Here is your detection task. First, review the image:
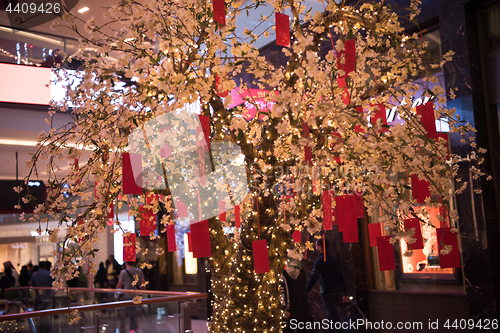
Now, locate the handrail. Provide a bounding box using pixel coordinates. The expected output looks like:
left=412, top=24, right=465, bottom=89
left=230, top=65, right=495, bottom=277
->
left=6, top=286, right=202, bottom=296
left=0, top=291, right=208, bottom=322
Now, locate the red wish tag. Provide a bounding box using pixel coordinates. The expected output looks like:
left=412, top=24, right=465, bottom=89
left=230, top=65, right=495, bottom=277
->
left=175, top=198, right=189, bottom=218
left=213, top=0, right=226, bottom=26
left=411, top=175, right=431, bottom=203
left=404, top=218, right=424, bottom=250
left=354, top=195, right=364, bottom=218
left=354, top=107, right=365, bottom=132
left=322, top=190, right=332, bottom=230
left=275, top=13, right=291, bottom=48
left=215, top=75, right=229, bottom=97
left=343, top=230, right=358, bottom=243
left=122, top=152, right=143, bottom=195
left=377, top=236, right=395, bottom=271
left=139, top=205, right=156, bottom=237
left=302, top=122, right=312, bottom=165
left=123, top=233, right=136, bottom=262
left=436, top=132, right=450, bottom=160
left=252, top=239, right=270, bottom=274
left=107, top=202, right=114, bottom=219
left=436, top=228, right=461, bottom=268
left=416, top=102, right=438, bottom=140
left=187, top=232, right=193, bottom=252
left=167, top=224, right=176, bottom=252
left=219, top=200, right=226, bottom=222
left=331, top=132, right=343, bottom=164
left=336, top=195, right=357, bottom=232
left=292, top=230, right=301, bottom=243
left=370, top=104, right=388, bottom=132
left=198, top=115, right=210, bottom=146
left=368, top=223, right=383, bottom=247
left=337, top=39, right=356, bottom=78
left=337, top=77, right=350, bottom=105
left=235, top=205, right=241, bottom=228
left=191, top=220, right=212, bottom=258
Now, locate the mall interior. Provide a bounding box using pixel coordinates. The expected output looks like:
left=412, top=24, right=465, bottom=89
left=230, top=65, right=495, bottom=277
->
left=1, top=0, right=500, bottom=332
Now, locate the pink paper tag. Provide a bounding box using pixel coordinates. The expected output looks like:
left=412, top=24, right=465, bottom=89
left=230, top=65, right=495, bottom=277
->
left=167, top=224, right=176, bottom=252
left=404, top=218, right=424, bottom=250
left=253, top=239, right=270, bottom=274
left=191, top=220, right=212, bottom=258
left=175, top=198, right=189, bottom=218
left=377, top=236, right=395, bottom=271
left=275, top=13, right=291, bottom=47
left=219, top=200, right=226, bottom=222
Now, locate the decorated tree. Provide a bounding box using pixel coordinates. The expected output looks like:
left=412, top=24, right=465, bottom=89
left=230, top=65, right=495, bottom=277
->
left=18, top=0, right=483, bottom=331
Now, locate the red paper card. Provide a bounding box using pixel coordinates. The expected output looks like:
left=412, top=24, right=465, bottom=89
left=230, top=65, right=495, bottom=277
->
left=436, top=228, right=461, bottom=268
left=107, top=202, right=114, bottom=219
left=219, top=200, right=226, bottom=222
left=191, top=220, right=212, bottom=258
left=404, top=218, right=424, bottom=250
left=416, top=102, right=438, bottom=140
left=377, top=236, right=395, bottom=271
left=292, top=230, right=301, bottom=243
left=187, top=232, right=193, bottom=252
left=354, top=107, right=365, bottom=132
left=436, top=132, right=450, bottom=160
left=323, top=190, right=332, bottom=230
left=368, top=223, right=383, bottom=247
left=370, top=104, right=388, bottom=132
left=275, top=13, right=290, bottom=48
left=331, top=132, right=342, bottom=164
left=252, top=239, right=270, bottom=274
left=123, top=233, right=136, bottom=262
left=343, top=230, right=358, bottom=243
left=167, top=224, right=176, bottom=252
left=213, top=0, right=226, bottom=26
left=336, top=195, right=357, bottom=232
left=235, top=205, right=241, bottom=228
left=175, top=198, right=189, bottom=218
left=139, top=205, right=156, bottom=237
left=354, top=195, right=364, bottom=218
left=215, top=75, right=229, bottom=97
left=337, top=77, right=350, bottom=105
left=122, top=152, right=143, bottom=195
left=337, top=39, right=356, bottom=78
left=198, top=115, right=210, bottom=146
left=411, top=175, right=431, bottom=203
left=302, top=122, right=312, bottom=165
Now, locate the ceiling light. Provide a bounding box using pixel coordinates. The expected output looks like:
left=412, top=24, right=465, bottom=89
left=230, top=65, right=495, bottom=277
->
left=78, top=7, right=89, bottom=13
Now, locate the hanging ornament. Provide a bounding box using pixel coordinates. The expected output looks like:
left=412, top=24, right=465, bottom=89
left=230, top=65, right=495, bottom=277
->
left=191, top=220, right=212, bottom=258
left=404, top=218, right=424, bottom=250
left=275, top=13, right=291, bottom=48
left=122, top=152, right=143, bottom=195
left=252, top=239, right=270, bottom=274
left=376, top=236, right=395, bottom=271
left=322, top=190, right=333, bottom=230
left=212, top=0, right=226, bottom=26
left=368, top=222, right=383, bottom=247
left=123, top=233, right=136, bottom=262
left=337, top=39, right=356, bottom=78
left=436, top=228, right=461, bottom=268
left=167, top=224, right=176, bottom=252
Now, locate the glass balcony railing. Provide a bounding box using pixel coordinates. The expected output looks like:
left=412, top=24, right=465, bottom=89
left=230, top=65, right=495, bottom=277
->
left=0, top=287, right=207, bottom=333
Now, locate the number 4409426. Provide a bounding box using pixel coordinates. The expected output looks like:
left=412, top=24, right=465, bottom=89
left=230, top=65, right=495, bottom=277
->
left=444, top=319, right=498, bottom=330
left=5, top=2, right=61, bottom=14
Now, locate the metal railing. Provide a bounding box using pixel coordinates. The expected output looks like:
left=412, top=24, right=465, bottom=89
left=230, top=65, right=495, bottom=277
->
left=0, top=287, right=208, bottom=333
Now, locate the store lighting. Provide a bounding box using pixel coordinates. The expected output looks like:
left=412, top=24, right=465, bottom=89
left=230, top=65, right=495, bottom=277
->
left=78, top=7, right=89, bottom=13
